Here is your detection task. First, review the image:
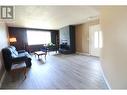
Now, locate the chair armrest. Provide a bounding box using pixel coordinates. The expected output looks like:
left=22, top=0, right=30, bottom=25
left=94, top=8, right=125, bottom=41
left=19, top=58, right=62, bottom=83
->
left=11, top=56, right=28, bottom=63
left=18, top=50, right=26, bottom=53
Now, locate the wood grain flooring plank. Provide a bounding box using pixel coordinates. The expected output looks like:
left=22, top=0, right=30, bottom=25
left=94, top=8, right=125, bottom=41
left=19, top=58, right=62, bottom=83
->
left=1, top=53, right=108, bottom=89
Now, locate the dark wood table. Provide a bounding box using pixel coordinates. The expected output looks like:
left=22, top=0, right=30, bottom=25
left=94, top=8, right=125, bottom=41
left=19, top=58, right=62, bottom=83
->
left=34, top=51, right=47, bottom=60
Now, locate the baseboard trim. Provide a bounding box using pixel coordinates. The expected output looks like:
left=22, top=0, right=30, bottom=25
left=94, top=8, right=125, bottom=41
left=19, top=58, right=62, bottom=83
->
left=0, top=71, right=6, bottom=88
left=76, top=52, right=90, bottom=56
left=102, top=72, right=111, bottom=89
left=99, top=66, right=111, bottom=89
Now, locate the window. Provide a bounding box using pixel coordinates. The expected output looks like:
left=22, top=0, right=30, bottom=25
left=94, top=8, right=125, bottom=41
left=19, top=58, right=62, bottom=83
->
left=94, top=31, right=99, bottom=48
left=27, top=30, right=51, bottom=45
left=94, top=31, right=102, bottom=48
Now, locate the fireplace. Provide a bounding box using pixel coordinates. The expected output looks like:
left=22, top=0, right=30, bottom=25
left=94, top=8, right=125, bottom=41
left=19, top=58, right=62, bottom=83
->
left=59, top=25, right=75, bottom=54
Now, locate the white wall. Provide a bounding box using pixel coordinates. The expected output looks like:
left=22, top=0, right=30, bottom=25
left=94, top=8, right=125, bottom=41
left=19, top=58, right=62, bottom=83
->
left=0, top=22, right=9, bottom=80
left=100, top=7, right=127, bottom=89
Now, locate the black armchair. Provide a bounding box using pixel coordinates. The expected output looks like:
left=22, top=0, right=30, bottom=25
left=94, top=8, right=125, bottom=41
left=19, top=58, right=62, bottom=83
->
left=2, top=46, right=32, bottom=71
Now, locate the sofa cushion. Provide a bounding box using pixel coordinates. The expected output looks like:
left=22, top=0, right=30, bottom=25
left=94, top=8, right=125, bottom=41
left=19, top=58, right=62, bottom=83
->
left=9, top=46, right=18, bottom=56
left=8, top=48, right=17, bottom=58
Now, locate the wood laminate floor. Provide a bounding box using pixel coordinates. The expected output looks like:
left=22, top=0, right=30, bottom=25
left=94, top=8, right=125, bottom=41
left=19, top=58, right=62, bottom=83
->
left=1, top=53, right=108, bottom=89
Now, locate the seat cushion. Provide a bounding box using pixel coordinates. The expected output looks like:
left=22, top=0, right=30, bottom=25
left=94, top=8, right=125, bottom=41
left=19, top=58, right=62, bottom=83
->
left=11, top=62, right=26, bottom=70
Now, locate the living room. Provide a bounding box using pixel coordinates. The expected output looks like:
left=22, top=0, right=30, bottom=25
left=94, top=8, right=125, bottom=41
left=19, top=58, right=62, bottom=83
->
left=0, top=6, right=127, bottom=89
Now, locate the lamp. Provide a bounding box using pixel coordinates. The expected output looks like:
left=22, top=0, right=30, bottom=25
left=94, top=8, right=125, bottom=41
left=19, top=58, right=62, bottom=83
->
left=9, top=37, right=17, bottom=43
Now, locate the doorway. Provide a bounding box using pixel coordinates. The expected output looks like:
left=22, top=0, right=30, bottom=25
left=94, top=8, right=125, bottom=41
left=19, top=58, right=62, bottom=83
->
left=89, top=24, right=102, bottom=57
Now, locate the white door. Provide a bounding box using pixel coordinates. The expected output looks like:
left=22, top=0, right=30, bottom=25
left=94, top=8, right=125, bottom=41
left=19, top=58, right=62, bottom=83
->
left=89, top=24, right=102, bottom=57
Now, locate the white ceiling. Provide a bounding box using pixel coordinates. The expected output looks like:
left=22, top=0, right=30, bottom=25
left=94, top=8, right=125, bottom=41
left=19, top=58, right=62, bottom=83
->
left=6, top=6, right=100, bottom=30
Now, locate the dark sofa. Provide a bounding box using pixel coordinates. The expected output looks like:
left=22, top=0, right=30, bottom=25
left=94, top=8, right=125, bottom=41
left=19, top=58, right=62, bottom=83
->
left=2, top=46, right=32, bottom=71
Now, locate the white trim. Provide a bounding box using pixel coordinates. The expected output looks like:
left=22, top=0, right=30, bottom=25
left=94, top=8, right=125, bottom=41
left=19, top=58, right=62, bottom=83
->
left=99, top=65, right=111, bottom=89
left=101, top=71, right=111, bottom=89
left=0, top=71, right=6, bottom=88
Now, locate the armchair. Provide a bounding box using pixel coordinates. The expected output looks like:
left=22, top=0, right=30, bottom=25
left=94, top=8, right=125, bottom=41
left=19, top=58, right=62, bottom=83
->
left=2, top=46, right=32, bottom=71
